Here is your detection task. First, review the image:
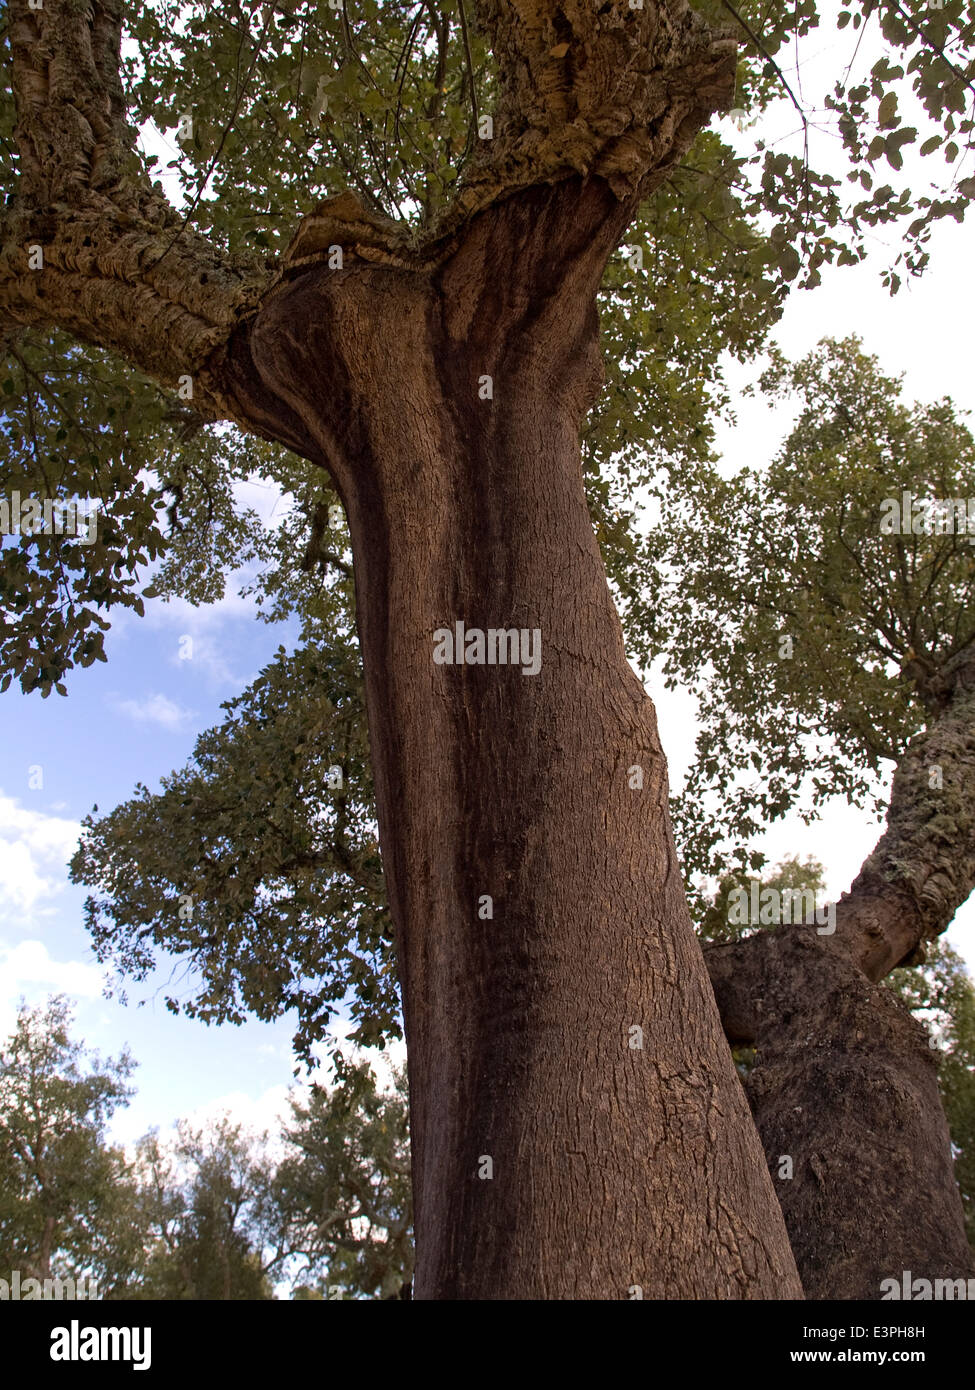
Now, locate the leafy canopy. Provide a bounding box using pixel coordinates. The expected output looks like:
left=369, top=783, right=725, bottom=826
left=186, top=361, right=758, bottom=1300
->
left=650, top=336, right=975, bottom=886
left=6, top=0, right=975, bottom=693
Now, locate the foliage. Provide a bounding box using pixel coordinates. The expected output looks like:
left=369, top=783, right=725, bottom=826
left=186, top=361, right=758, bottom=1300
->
left=273, top=1061, right=412, bottom=1300
left=0, top=996, right=135, bottom=1285
left=120, top=0, right=495, bottom=241
left=0, top=998, right=412, bottom=1297
left=698, top=853, right=828, bottom=943
left=70, top=630, right=396, bottom=1069
left=0, top=327, right=273, bottom=696
left=889, top=938, right=975, bottom=1246
left=651, top=336, right=975, bottom=889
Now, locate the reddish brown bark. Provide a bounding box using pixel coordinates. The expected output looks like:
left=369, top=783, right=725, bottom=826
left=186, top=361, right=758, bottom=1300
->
left=230, top=179, right=803, bottom=1298
left=2, top=0, right=816, bottom=1303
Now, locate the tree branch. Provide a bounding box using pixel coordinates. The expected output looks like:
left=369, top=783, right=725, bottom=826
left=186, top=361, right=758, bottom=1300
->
left=1, top=0, right=274, bottom=421
left=449, top=0, right=739, bottom=228
left=829, top=648, right=975, bottom=981
left=703, top=653, right=975, bottom=1295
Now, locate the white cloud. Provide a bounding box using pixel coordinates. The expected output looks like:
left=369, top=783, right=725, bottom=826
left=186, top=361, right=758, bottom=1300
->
left=103, top=565, right=273, bottom=690
left=0, top=939, right=104, bottom=1038
left=0, top=792, right=81, bottom=923
left=108, top=692, right=195, bottom=729
left=184, top=1083, right=296, bottom=1140
left=111, top=1081, right=298, bottom=1156
left=140, top=587, right=268, bottom=688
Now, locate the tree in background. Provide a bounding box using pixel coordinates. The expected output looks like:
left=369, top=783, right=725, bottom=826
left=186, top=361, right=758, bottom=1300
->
left=0, top=999, right=412, bottom=1298
left=889, top=940, right=975, bottom=1249
left=128, top=1065, right=412, bottom=1300
left=275, top=1062, right=412, bottom=1300
left=130, top=1118, right=277, bottom=1300
left=0, top=997, right=135, bottom=1288
left=656, top=336, right=975, bottom=1294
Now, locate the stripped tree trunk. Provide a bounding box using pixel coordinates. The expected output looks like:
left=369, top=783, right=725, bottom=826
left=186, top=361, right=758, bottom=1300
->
left=241, top=181, right=802, bottom=1297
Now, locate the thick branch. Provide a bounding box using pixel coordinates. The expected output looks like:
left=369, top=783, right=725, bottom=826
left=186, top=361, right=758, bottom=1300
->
left=708, top=647, right=975, bottom=1037
left=442, top=0, right=738, bottom=230
left=2, top=0, right=275, bottom=423
left=282, top=2, right=739, bottom=268
left=833, top=652, right=975, bottom=981
left=473, top=1, right=735, bottom=188
left=711, top=932, right=974, bottom=1299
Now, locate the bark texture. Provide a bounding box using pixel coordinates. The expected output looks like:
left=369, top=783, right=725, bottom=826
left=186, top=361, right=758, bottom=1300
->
left=5, top=0, right=805, bottom=1299
left=708, top=931, right=973, bottom=1298
left=1, top=0, right=274, bottom=415
left=241, top=179, right=803, bottom=1298
left=832, top=651, right=975, bottom=983
left=705, top=652, right=975, bottom=1297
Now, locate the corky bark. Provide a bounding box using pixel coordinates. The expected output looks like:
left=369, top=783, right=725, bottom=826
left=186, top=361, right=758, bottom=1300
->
left=1, top=0, right=278, bottom=424
left=706, top=651, right=975, bottom=1297
left=4, top=0, right=809, bottom=1297
left=831, top=648, right=975, bottom=983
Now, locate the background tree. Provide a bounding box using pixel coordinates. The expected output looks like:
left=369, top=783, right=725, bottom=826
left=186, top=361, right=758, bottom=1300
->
left=7, top=0, right=975, bottom=1296
left=274, top=1062, right=412, bottom=1300
left=0, top=996, right=135, bottom=1288
left=659, top=336, right=975, bottom=1294
left=125, top=1064, right=412, bottom=1300
left=0, top=998, right=413, bottom=1298
left=890, top=939, right=975, bottom=1249
left=130, top=1117, right=277, bottom=1300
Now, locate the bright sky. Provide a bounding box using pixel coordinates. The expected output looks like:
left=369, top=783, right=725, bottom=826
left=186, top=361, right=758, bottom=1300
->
left=2, top=12, right=974, bottom=1150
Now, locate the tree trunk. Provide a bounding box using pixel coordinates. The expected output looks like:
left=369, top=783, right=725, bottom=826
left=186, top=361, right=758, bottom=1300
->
left=243, top=179, right=803, bottom=1298
left=705, top=653, right=975, bottom=1296
left=708, top=931, right=974, bottom=1299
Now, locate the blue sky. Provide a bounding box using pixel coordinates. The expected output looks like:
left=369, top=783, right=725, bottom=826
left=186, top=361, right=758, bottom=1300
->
left=0, top=509, right=318, bottom=1143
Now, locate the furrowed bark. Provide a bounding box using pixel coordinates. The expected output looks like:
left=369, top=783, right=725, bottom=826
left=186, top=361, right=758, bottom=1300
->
left=1, top=0, right=275, bottom=422
left=462, top=0, right=738, bottom=213
left=832, top=650, right=975, bottom=983
left=706, top=654, right=975, bottom=1297
left=243, top=177, right=802, bottom=1299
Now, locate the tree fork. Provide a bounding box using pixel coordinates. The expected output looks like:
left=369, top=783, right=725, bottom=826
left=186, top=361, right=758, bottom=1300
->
left=238, top=178, right=803, bottom=1298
